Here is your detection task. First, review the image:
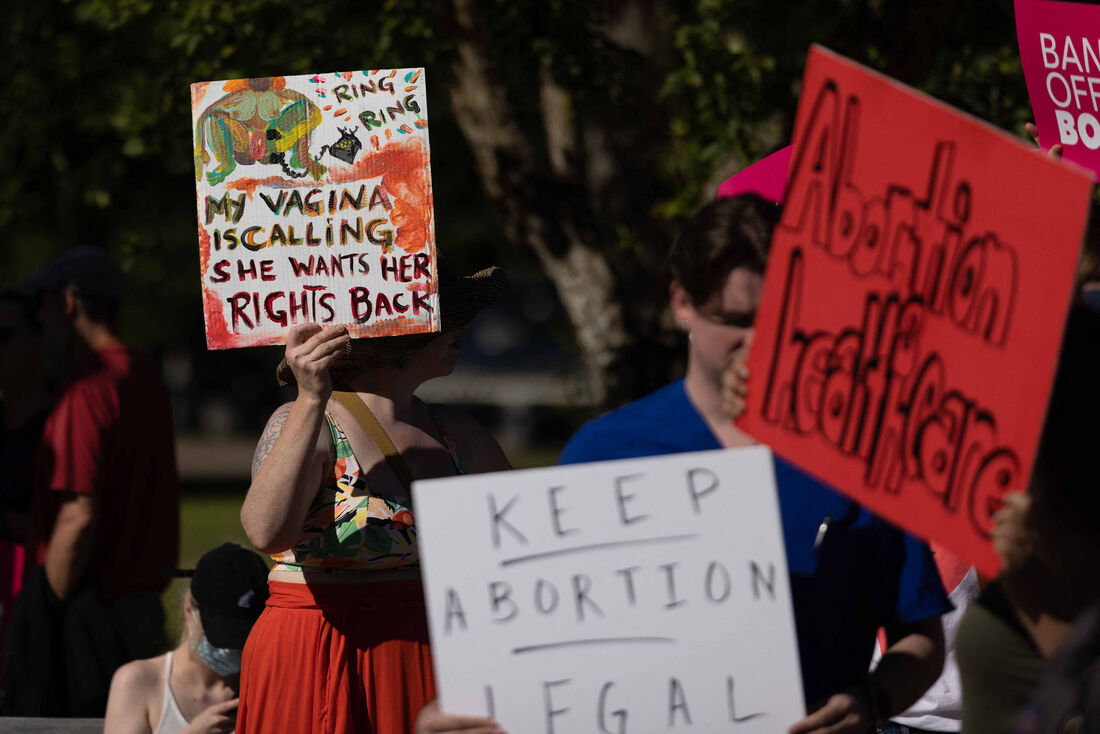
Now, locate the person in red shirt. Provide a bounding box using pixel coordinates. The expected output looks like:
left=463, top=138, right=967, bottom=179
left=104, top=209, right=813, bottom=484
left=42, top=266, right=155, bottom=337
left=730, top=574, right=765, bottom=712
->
left=1, top=246, right=180, bottom=716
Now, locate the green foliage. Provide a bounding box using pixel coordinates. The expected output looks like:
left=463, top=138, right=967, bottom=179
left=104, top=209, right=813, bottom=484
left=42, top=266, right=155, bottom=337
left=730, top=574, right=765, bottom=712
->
left=0, top=0, right=453, bottom=352
left=0, top=0, right=1037, bottom=370
left=161, top=490, right=257, bottom=641
left=659, top=0, right=1029, bottom=219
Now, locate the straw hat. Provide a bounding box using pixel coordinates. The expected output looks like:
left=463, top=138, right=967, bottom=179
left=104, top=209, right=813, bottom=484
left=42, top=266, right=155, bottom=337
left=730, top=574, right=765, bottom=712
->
left=276, top=266, right=508, bottom=388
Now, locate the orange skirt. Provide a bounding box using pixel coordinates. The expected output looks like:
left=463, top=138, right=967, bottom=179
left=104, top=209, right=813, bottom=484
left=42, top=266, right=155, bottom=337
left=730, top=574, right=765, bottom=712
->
left=236, top=579, right=436, bottom=734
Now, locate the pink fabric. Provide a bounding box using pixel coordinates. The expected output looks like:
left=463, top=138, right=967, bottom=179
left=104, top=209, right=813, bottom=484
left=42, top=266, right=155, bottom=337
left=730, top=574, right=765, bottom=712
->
left=0, top=540, right=25, bottom=667
left=716, top=146, right=792, bottom=203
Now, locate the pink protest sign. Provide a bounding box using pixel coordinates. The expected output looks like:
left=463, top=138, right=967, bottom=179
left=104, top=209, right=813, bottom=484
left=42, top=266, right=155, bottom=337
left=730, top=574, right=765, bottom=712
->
left=1016, top=0, right=1100, bottom=177
left=717, top=146, right=792, bottom=204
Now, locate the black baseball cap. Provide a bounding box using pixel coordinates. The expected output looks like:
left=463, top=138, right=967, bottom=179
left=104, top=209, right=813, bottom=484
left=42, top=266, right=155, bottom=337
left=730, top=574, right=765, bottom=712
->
left=23, top=245, right=124, bottom=300
left=190, top=543, right=269, bottom=649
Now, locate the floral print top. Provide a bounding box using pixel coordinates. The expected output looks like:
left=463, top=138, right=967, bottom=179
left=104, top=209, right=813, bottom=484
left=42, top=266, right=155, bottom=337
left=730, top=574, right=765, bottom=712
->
left=270, top=406, right=465, bottom=571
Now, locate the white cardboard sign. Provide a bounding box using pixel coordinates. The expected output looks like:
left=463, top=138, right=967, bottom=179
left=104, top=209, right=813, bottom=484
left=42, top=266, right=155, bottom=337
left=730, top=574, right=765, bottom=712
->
left=191, top=68, right=438, bottom=349
left=413, top=446, right=805, bottom=734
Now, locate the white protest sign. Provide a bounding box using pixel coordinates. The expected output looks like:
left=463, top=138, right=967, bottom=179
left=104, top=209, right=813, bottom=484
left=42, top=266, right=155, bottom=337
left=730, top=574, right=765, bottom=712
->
left=191, top=68, right=438, bottom=349
left=413, top=446, right=805, bottom=734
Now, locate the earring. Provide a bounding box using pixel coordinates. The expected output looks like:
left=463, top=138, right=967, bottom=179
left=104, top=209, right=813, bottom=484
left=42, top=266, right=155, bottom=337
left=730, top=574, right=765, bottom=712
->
left=677, top=320, right=690, bottom=331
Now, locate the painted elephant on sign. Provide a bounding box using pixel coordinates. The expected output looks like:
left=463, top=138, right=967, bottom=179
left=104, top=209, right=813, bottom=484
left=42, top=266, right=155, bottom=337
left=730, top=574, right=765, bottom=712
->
left=194, top=76, right=326, bottom=185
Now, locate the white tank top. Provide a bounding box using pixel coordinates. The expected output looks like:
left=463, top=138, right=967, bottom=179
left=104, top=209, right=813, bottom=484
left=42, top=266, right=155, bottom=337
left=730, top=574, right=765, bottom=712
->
left=154, top=651, right=191, bottom=734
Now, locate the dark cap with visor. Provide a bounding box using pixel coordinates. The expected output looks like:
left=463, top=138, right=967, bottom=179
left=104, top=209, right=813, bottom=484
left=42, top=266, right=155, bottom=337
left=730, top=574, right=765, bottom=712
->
left=190, top=543, right=269, bottom=649
left=23, top=245, right=124, bottom=300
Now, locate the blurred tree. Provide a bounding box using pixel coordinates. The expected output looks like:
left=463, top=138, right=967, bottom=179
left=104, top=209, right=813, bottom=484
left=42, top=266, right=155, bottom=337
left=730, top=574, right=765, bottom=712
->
left=0, top=0, right=1031, bottom=409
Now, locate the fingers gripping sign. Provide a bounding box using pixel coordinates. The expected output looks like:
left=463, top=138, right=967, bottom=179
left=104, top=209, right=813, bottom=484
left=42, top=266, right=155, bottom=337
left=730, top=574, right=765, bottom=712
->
left=991, top=490, right=1037, bottom=572
left=722, top=362, right=751, bottom=419
left=284, top=323, right=350, bottom=399
left=723, top=331, right=753, bottom=419
left=1025, top=121, right=1064, bottom=160
left=415, top=700, right=505, bottom=734
left=787, top=690, right=872, bottom=734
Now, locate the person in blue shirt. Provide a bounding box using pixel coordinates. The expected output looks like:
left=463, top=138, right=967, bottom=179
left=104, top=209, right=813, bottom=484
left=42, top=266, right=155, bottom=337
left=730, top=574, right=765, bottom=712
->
left=561, top=194, right=950, bottom=734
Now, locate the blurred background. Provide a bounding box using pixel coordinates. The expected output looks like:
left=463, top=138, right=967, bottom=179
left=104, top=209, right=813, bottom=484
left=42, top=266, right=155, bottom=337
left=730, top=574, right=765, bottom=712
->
left=0, top=0, right=1037, bottom=624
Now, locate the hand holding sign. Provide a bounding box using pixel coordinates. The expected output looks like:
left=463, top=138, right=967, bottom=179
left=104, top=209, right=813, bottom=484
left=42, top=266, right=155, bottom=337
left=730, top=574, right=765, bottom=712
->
left=1025, top=121, right=1064, bottom=159
left=721, top=334, right=752, bottom=419
left=990, top=491, right=1037, bottom=573
left=787, top=690, right=871, bottom=734
left=283, top=323, right=350, bottom=399
left=415, top=701, right=505, bottom=734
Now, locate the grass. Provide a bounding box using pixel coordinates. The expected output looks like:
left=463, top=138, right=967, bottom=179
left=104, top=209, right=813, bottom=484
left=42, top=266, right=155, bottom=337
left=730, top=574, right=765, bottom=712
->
left=503, top=445, right=561, bottom=471
left=162, top=489, right=257, bottom=641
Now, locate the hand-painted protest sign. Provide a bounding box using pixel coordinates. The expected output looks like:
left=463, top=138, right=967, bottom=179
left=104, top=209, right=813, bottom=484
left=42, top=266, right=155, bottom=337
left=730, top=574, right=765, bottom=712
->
left=413, top=446, right=804, bottom=733
left=191, top=69, right=437, bottom=349
left=736, top=45, right=1092, bottom=577
left=717, top=146, right=792, bottom=204
left=1016, top=0, right=1100, bottom=178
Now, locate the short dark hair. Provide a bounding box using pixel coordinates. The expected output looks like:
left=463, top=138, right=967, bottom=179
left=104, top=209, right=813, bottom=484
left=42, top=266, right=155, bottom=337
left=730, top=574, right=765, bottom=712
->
left=670, top=194, right=779, bottom=305
left=23, top=245, right=123, bottom=325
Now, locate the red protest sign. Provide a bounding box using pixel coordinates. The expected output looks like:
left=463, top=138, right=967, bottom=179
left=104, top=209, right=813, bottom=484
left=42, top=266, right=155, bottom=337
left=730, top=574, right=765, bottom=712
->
left=736, top=46, right=1092, bottom=576
left=1016, top=0, right=1100, bottom=178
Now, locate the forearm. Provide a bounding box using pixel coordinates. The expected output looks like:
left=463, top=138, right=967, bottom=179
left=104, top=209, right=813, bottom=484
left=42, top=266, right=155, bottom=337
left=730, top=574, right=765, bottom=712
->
left=241, top=396, right=328, bottom=553
left=44, top=495, right=96, bottom=600
left=874, top=618, right=945, bottom=717
left=789, top=619, right=944, bottom=734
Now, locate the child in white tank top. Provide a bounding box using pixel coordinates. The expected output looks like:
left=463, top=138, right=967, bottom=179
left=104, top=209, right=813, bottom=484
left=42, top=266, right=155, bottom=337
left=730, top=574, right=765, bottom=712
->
left=103, top=544, right=267, bottom=734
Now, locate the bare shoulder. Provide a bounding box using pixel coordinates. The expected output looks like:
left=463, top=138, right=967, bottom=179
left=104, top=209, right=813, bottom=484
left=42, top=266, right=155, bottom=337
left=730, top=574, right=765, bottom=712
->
left=105, top=655, right=164, bottom=733
left=426, top=403, right=511, bottom=473
left=110, top=654, right=163, bottom=691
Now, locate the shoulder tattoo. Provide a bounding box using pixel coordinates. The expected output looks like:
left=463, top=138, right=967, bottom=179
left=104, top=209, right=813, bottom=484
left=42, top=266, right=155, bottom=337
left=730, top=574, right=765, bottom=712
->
left=251, top=404, right=293, bottom=478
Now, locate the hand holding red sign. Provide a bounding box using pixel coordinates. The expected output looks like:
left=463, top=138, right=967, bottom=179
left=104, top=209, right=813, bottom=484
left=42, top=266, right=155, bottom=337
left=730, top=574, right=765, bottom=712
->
left=735, top=46, right=1092, bottom=577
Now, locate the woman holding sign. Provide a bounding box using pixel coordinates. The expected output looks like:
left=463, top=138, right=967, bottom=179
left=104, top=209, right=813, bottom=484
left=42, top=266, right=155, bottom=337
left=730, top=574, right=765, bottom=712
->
left=560, top=194, right=951, bottom=734
left=236, top=267, right=511, bottom=734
